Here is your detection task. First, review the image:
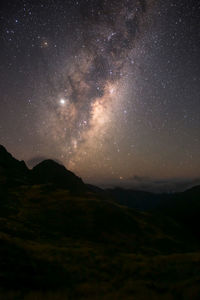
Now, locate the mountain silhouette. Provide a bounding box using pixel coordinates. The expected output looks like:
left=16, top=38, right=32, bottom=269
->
left=156, top=185, right=200, bottom=238
left=0, top=145, right=85, bottom=192
left=1, top=144, right=200, bottom=299
left=0, top=145, right=29, bottom=186
left=107, top=184, right=200, bottom=239
left=30, top=159, right=85, bottom=191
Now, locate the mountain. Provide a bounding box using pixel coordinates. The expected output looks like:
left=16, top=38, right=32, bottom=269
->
left=107, top=185, right=200, bottom=240
left=1, top=145, right=200, bottom=299
left=30, top=159, right=86, bottom=192
left=106, top=187, right=170, bottom=210
left=156, top=185, right=200, bottom=238
left=0, top=145, right=86, bottom=192
left=0, top=145, right=29, bottom=186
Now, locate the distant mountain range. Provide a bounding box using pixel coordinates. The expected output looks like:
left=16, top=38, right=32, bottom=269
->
left=0, top=144, right=200, bottom=299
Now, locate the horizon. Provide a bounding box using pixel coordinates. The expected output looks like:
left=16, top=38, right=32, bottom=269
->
left=1, top=143, right=200, bottom=193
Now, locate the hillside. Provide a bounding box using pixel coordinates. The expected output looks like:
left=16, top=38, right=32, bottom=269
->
left=0, top=145, right=200, bottom=299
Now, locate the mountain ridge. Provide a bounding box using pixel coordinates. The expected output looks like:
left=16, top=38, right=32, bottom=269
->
left=1, top=144, right=200, bottom=298
left=0, top=145, right=85, bottom=192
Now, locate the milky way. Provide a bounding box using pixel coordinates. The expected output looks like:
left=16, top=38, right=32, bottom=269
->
left=39, top=0, right=154, bottom=169
left=1, top=0, right=200, bottom=190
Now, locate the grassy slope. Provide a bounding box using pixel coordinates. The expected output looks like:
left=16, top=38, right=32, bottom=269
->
left=0, top=185, right=200, bottom=299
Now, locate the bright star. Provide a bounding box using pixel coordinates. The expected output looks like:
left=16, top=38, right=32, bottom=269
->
left=60, top=98, right=66, bottom=105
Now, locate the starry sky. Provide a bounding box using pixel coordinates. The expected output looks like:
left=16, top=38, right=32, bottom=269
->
left=0, top=0, right=200, bottom=191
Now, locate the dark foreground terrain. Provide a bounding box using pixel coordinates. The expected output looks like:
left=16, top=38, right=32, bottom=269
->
left=0, top=145, right=200, bottom=299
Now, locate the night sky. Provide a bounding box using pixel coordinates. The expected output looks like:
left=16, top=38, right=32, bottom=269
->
left=0, top=0, right=200, bottom=190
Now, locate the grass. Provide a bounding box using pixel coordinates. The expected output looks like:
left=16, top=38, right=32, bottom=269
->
left=0, top=184, right=200, bottom=299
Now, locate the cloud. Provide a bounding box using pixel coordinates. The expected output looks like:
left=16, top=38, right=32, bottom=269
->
left=100, top=176, right=200, bottom=193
